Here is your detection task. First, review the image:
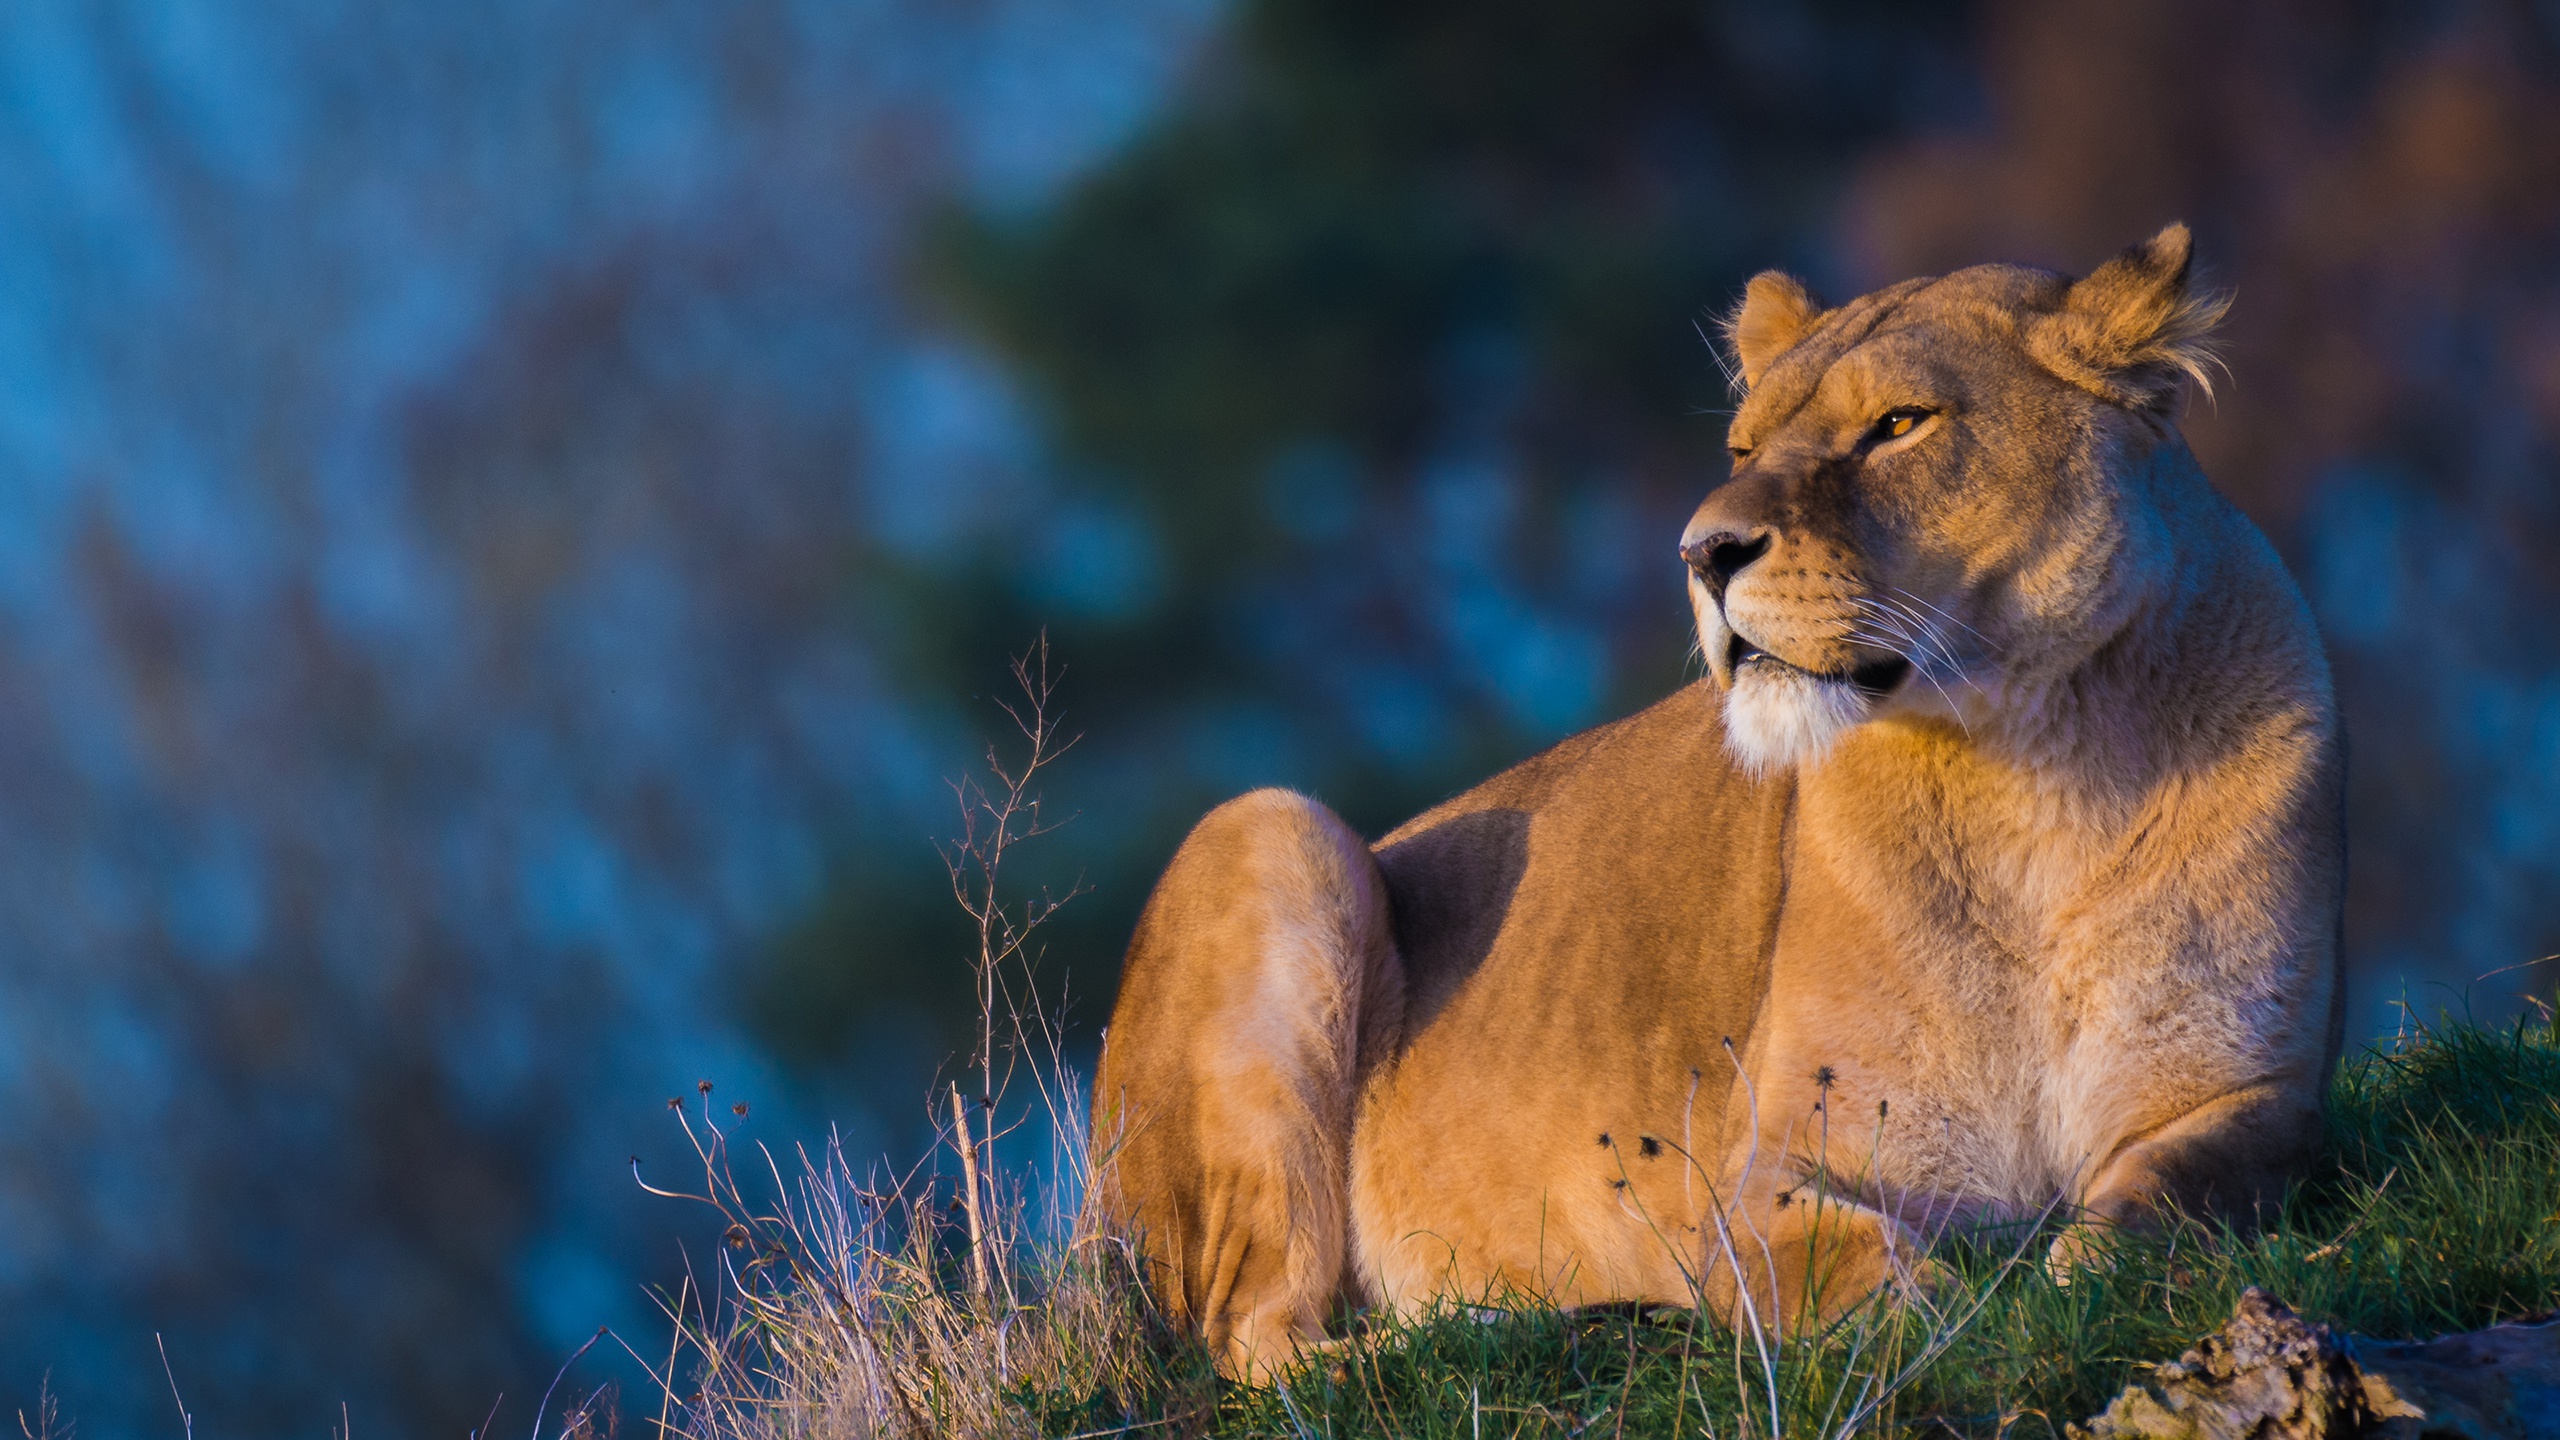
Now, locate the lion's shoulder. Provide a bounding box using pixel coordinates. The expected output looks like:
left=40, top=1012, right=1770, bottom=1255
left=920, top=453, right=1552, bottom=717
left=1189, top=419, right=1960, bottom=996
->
left=1368, top=682, right=1793, bottom=1034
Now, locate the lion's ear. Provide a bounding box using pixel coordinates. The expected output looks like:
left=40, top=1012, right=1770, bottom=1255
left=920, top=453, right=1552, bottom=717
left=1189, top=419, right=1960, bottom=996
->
left=1724, top=271, right=1826, bottom=391
left=2031, top=223, right=2232, bottom=409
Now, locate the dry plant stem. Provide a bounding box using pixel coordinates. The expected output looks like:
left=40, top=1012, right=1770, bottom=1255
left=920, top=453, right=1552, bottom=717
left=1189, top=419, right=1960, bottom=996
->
left=653, top=1275, right=686, bottom=1440
left=530, top=1329, right=604, bottom=1440
left=952, top=1082, right=993, bottom=1302
left=14, top=1380, right=61, bottom=1440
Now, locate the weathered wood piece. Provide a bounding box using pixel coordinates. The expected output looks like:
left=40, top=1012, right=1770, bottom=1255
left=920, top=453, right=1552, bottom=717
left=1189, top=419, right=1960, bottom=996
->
left=2071, top=1287, right=2560, bottom=1439
left=2069, top=1289, right=2398, bottom=1439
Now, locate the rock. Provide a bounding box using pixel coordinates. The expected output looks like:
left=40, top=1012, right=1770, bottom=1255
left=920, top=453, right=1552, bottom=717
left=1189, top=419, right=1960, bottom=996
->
left=2070, top=1287, right=2560, bottom=1438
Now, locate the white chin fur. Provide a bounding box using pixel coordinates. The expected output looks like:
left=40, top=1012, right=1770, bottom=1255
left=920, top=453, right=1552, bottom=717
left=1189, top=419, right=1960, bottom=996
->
left=1722, top=664, right=1873, bottom=774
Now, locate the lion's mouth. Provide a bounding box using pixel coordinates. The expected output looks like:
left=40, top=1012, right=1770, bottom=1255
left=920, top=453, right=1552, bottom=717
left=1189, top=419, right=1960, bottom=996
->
left=1728, top=633, right=1913, bottom=699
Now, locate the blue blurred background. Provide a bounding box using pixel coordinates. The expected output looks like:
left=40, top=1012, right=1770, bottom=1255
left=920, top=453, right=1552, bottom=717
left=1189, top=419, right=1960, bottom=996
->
left=4, top=1, right=2558, bottom=1431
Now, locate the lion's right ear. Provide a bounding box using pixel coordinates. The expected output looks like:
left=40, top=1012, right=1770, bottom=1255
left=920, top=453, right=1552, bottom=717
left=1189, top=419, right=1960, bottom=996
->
left=1723, top=271, right=1826, bottom=392
left=2031, top=223, right=2232, bottom=409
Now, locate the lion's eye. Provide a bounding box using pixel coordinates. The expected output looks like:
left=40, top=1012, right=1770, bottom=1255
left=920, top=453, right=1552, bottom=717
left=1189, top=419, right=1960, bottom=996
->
left=1872, top=409, right=1928, bottom=443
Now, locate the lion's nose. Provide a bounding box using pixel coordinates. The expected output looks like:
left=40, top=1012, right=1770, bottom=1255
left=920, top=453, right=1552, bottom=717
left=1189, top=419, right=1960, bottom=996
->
left=1681, top=529, right=1772, bottom=601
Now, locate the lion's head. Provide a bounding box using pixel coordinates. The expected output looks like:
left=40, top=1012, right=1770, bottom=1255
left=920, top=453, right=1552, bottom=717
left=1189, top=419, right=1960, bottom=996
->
left=1684, top=223, right=2231, bottom=772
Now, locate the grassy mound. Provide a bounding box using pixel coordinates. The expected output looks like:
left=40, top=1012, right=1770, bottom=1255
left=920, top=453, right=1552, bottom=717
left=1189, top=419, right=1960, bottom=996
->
left=668, top=1017, right=2560, bottom=1438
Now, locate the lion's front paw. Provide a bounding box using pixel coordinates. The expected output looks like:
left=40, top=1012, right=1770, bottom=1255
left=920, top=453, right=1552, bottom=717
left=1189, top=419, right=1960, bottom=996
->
left=2044, top=1222, right=2118, bottom=1285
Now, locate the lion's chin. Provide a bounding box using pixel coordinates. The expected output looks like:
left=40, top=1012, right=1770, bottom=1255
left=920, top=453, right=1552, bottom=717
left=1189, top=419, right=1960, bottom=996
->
left=1722, top=662, right=1875, bottom=774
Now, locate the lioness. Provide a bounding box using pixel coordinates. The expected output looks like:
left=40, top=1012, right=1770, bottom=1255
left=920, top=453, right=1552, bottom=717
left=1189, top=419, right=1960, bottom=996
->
left=1092, top=226, right=2344, bottom=1380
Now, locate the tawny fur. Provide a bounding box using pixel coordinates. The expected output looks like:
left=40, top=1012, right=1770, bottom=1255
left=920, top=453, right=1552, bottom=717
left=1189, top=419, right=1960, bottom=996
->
left=1093, top=224, right=2343, bottom=1381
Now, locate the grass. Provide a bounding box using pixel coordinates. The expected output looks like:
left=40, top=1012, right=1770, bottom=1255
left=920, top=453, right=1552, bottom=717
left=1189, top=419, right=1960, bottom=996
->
left=647, top=1011, right=2560, bottom=1439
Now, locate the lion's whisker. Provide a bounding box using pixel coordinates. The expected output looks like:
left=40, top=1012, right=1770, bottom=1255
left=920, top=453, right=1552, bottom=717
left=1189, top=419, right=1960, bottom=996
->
left=1860, top=595, right=1956, bottom=673
left=1858, top=597, right=1965, bottom=683
left=1895, top=599, right=1967, bottom=676
left=1882, top=599, right=1981, bottom=729
left=1874, top=592, right=1957, bottom=664
left=1884, top=584, right=1987, bottom=643
left=1848, top=611, right=1922, bottom=656
left=1695, top=314, right=1745, bottom=398
left=1844, top=617, right=1972, bottom=738
left=1846, top=601, right=1953, bottom=678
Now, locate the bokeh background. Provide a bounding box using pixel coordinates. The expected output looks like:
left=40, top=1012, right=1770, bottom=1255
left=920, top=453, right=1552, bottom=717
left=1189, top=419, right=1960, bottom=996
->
left=4, top=0, right=2558, bottom=1432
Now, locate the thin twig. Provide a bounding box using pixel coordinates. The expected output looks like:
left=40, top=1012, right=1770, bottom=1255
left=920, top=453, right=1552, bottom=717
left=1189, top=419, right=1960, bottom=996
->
left=154, top=1335, right=192, bottom=1440
left=529, top=1329, right=604, bottom=1440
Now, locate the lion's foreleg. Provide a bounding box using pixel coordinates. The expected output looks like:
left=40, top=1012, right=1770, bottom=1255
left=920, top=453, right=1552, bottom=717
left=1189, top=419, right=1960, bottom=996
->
left=1692, top=1165, right=1941, bottom=1334
left=2048, top=1080, right=2321, bottom=1278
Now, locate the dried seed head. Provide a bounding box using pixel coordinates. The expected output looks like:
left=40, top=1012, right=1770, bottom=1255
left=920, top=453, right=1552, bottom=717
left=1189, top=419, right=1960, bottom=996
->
left=1814, top=1065, right=1837, bottom=1090
left=724, top=1224, right=749, bottom=1248
left=1638, top=1136, right=1661, bottom=1158
left=698, top=1079, right=714, bottom=1095
left=732, top=1102, right=749, bottom=1117
left=1596, top=1132, right=1612, bottom=1148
